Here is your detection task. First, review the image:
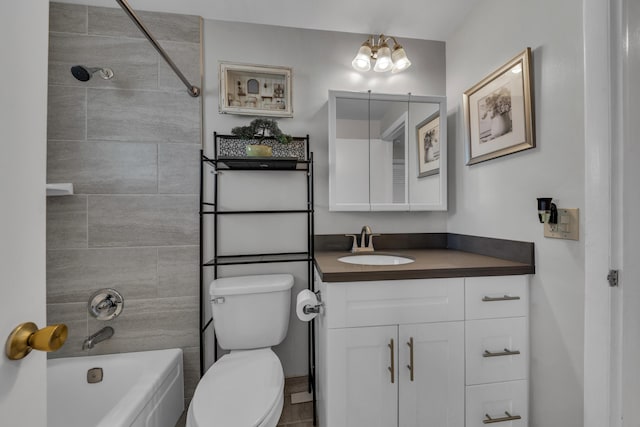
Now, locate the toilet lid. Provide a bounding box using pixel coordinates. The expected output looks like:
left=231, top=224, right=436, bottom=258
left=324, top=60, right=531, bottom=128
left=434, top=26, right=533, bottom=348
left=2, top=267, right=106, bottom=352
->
left=190, top=348, right=283, bottom=427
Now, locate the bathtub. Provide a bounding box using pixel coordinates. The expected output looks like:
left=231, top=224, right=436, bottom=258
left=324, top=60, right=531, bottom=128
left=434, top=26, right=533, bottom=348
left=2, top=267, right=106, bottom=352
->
left=48, top=348, right=185, bottom=427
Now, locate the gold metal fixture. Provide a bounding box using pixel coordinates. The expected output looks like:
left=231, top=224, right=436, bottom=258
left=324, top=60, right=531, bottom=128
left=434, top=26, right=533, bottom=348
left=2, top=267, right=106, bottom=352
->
left=483, top=348, right=521, bottom=358
left=483, top=411, right=522, bottom=424
left=388, top=338, right=395, bottom=384
left=406, top=337, right=414, bottom=381
left=5, top=322, right=68, bottom=360
left=345, top=225, right=379, bottom=252
left=482, top=295, right=521, bottom=302
left=351, top=34, right=412, bottom=73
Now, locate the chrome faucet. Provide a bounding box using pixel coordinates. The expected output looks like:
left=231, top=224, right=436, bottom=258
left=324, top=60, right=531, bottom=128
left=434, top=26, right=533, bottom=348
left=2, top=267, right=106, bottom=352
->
left=83, top=326, right=114, bottom=350
left=346, top=225, right=377, bottom=253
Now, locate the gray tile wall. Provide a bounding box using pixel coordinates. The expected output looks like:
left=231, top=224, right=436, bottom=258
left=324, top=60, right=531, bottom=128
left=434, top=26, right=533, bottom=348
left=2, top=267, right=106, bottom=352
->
left=46, top=2, right=202, bottom=402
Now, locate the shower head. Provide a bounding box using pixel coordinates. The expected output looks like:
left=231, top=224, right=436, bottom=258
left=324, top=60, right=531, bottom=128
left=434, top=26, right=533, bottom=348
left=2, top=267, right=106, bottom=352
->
left=70, top=65, right=114, bottom=82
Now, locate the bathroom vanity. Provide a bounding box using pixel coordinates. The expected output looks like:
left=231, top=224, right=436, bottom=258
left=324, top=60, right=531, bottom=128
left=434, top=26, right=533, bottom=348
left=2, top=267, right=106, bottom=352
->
left=313, top=234, right=534, bottom=427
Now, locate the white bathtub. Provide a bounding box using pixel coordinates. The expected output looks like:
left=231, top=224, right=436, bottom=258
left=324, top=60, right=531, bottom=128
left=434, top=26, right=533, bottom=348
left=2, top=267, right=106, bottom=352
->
left=48, top=348, right=185, bottom=427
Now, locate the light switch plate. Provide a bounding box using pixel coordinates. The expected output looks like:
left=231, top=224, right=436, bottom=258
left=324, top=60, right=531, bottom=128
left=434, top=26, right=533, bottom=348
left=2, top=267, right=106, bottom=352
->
left=544, top=208, right=579, bottom=240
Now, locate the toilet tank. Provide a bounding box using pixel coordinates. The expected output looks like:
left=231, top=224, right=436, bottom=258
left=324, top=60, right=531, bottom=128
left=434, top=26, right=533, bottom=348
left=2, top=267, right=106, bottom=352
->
left=210, top=274, right=294, bottom=350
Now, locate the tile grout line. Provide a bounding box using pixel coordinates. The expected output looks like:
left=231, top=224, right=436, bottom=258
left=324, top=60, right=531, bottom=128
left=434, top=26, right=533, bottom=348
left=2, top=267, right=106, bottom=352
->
left=84, top=85, right=88, bottom=142
left=85, top=194, right=89, bottom=249
left=155, top=247, right=159, bottom=299
left=84, top=4, right=88, bottom=36
left=156, top=143, right=159, bottom=194
left=49, top=29, right=201, bottom=46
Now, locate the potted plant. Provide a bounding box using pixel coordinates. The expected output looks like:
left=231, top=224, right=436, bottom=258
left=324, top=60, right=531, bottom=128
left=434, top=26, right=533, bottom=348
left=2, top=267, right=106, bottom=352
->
left=231, top=118, right=292, bottom=157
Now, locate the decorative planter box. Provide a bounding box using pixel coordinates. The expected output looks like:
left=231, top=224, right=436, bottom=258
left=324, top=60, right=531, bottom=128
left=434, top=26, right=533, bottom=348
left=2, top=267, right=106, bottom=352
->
left=217, top=136, right=306, bottom=160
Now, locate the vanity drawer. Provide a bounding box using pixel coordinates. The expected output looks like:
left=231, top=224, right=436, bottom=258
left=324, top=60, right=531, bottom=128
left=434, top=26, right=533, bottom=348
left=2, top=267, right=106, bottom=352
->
left=323, top=277, right=464, bottom=328
left=465, top=317, right=527, bottom=385
left=466, top=380, right=528, bottom=427
left=465, top=276, right=528, bottom=320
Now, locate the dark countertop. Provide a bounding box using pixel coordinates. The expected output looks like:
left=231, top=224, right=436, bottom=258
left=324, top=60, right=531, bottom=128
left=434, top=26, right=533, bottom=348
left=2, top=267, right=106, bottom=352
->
left=313, top=233, right=535, bottom=283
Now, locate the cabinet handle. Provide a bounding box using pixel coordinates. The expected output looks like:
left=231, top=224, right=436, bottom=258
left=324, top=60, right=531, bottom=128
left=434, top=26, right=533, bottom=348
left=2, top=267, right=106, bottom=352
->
left=388, top=338, right=395, bottom=384
left=406, top=337, right=414, bottom=381
left=483, top=348, right=521, bottom=358
left=483, top=411, right=522, bottom=424
left=482, top=295, right=520, bottom=302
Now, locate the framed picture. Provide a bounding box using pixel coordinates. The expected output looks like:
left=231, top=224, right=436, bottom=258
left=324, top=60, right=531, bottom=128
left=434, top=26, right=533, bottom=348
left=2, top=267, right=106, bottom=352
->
left=219, top=62, right=293, bottom=117
left=416, top=111, right=441, bottom=177
left=463, top=47, right=534, bottom=165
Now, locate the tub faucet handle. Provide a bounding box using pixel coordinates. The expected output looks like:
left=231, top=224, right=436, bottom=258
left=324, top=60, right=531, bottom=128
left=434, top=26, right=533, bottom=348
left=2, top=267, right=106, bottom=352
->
left=89, top=289, right=124, bottom=321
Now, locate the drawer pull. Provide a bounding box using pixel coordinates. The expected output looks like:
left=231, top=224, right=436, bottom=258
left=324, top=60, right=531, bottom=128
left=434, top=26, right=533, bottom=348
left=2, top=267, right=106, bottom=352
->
left=483, top=411, right=522, bottom=424
left=482, top=295, right=521, bottom=302
left=407, top=337, right=414, bottom=382
left=483, top=348, right=521, bottom=357
left=388, top=338, right=395, bottom=384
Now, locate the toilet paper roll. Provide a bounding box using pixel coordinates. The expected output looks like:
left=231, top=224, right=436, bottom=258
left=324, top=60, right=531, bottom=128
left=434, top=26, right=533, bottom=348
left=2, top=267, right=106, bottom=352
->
left=296, top=289, right=319, bottom=322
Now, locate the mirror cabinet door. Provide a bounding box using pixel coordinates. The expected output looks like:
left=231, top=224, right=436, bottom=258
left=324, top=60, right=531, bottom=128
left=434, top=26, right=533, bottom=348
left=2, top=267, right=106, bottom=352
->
left=332, top=95, right=371, bottom=210
left=369, top=98, right=409, bottom=210
left=408, top=100, right=446, bottom=210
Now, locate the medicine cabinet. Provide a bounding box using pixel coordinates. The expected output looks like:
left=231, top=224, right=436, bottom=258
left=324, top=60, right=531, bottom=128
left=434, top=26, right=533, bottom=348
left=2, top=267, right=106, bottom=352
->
left=328, top=90, right=447, bottom=211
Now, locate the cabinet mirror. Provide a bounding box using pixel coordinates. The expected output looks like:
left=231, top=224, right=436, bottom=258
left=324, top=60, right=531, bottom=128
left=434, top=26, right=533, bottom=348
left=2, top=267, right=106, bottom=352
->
left=329, top=91, right=447, bottom=211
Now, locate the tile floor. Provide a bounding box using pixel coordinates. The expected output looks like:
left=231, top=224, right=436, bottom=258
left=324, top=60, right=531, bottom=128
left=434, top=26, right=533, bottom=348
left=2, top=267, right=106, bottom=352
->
left=175, top=376, right=314, bottom=427
left=278, top=376, right=314, bottom=427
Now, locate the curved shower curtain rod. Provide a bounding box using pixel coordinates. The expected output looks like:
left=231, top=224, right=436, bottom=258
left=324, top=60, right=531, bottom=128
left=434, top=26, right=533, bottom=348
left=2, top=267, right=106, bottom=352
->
left=115, top=0, right=201, bottom=97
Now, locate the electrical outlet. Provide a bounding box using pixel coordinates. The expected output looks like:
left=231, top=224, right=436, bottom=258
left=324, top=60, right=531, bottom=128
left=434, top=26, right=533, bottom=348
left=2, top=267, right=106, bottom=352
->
left=544, top=208, right=579, bottom=240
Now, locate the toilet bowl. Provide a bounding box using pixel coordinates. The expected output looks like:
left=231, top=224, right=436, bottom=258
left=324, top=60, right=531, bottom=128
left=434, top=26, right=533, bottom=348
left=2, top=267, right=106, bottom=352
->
left=186, top=349, right=284, bottom=427
left=187, top=274, right=294, bottom=427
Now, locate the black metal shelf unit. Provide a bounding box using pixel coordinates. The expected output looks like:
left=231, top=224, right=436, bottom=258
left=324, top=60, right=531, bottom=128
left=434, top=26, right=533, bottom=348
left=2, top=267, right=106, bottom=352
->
left=199, top=133, right=316, bottom=422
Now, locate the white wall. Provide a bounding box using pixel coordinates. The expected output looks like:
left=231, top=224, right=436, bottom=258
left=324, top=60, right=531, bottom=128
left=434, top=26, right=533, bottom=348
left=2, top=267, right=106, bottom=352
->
left=203, top=20, right=447, bottom=375
left=446, top=1, right=585, bottom=426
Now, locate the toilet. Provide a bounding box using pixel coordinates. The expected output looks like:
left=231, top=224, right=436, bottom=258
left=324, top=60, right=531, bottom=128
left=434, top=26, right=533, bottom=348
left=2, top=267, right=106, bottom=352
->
left=187, top=274, right=294, bottom=427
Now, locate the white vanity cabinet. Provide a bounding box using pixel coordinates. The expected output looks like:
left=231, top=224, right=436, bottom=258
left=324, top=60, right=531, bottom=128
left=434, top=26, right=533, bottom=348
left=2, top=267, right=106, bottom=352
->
left=315, top=273, right=529, bottom=427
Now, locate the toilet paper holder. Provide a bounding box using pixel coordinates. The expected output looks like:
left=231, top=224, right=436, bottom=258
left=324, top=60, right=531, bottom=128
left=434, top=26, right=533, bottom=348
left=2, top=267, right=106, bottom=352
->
left=303, top=291, right=323, bottom=314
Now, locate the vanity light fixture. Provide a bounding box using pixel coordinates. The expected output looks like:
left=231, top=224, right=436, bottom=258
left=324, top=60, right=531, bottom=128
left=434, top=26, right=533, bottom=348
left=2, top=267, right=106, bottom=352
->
left=351, top=34, right=412, bottom=73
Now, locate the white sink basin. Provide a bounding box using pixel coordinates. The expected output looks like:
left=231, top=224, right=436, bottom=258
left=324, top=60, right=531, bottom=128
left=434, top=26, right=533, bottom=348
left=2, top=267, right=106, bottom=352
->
left=337, top=254, right=415, bottom=266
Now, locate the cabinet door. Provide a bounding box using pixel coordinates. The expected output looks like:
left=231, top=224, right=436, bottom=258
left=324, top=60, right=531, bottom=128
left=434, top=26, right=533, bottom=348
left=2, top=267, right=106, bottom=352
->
left=369, top=98, right=409, bottom=211
left=326, top=326, right=398, bottom=427
left=330, top=94, right=371, bottom=211
left=399, top=322, right=464, bottom=427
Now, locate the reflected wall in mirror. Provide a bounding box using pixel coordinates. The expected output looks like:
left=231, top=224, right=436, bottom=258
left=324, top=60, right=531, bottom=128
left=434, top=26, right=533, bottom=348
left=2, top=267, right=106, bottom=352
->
left=329, top=91, right=447, bottom=211
left=369, top=98, right=409, bottom=210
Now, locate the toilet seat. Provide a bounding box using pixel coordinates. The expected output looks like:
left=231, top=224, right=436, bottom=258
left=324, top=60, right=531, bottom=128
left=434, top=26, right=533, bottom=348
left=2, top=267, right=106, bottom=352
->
left=187, top=348, right=284, bottom=427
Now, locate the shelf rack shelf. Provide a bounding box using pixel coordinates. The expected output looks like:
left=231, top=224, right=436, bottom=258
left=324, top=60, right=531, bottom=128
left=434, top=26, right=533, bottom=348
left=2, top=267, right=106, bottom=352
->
left=199, top=133, right=316, bottom=424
